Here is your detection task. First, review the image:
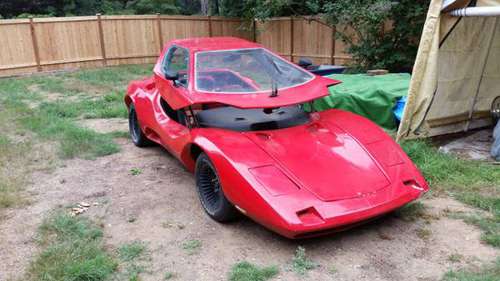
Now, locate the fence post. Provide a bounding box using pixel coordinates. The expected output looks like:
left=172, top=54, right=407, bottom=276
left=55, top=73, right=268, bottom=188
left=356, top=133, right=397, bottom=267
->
left=330, top=26, right=336, bottom=65
left=156, top=13, right=163, bottom=51
left=29, top=17, right=42, bottom=72
left=96, top=14, right=107, bottom=66
left=290, top=17, right=294, bottom=62
left=208, top=16, right=213, bottom=37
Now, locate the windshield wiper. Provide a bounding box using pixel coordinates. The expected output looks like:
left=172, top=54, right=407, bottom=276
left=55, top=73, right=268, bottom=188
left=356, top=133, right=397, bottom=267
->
left=269, top=80, right=278, bottom=98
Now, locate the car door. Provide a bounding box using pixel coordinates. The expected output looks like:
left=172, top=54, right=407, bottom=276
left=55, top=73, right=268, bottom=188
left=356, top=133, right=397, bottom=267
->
left=153, top=45, right=191, bottom=158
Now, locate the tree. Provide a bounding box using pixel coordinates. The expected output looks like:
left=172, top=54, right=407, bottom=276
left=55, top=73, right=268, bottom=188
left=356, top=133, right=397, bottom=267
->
left=234, top=0, right=429, bottom=72
left=129, top=0, right=180, bottom=14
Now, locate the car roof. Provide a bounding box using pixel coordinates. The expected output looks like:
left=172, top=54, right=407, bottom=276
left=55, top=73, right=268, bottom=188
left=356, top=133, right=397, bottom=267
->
left=170, top=37, right=261, bottom=52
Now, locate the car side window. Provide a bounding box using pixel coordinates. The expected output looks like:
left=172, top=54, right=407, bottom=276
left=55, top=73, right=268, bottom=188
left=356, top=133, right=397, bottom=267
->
left=163, top=46, right=189, bottom=88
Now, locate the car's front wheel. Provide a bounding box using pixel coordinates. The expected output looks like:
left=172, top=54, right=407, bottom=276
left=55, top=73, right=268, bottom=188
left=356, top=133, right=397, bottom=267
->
left=128, top=104, right=152, bottom=147
left=195, top=153, right=238, bottom=222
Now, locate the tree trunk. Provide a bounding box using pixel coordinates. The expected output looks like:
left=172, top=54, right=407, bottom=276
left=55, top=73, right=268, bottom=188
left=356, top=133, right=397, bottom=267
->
left=201, top=0, right=209, bottom=15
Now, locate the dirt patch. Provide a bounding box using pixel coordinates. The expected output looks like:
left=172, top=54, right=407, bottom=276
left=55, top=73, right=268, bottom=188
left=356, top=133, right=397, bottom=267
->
left=438, top=129, right=494, bottom=161
left=77, top=118, right=128, bottom=134
left=26, top=84, right=82, bottom=108
left=0, top=138, right=498, bottom=281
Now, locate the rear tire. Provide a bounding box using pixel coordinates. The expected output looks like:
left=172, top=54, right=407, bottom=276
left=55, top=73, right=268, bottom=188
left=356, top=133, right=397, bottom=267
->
left=128, top=104, right=152, bottom=147
left=195, top=153, right=238, bottom=222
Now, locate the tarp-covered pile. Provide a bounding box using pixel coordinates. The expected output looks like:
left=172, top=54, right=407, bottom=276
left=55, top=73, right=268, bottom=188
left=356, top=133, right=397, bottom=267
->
left=313, top=73, right=410, bottom=130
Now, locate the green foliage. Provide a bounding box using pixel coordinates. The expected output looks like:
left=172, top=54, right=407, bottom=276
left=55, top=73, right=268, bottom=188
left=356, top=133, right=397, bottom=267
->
left=182, top=239, right=202, bottom=255
left=312, top=0, right=429, bottom=72
left=240, top=0, right=429, bottom=72
left=0, top=0, right=200, bottom=18
left=118, top=241, right=147, bottom=262
left=290, top=246, right=317, bottom=276
left=131, top=0, right=179, bottom=14
left=38, top=92, right=128, bottom=119
left=394, top=202, right=426, bottom=222
left=0, top=65, right=154, bottom=160
left=451, top=213, right=500, bottom=248
left=130, top=168, right=143, bottom=176
left=164, top=271, right=175, bottom=279
left=401, top=140, right=500, bottom=189
left=117, top=241, right=149, bottom=281
left=21, top=107, right=120, bottom=159
left=0, top=135, right=27, bottom=209
left=229, top=261, right=279, bottom=281
left=28, top=211, right=117, bottom=281
left=443, top=258, right=500, bottom=281
left=402, top=140, right=500, bottom=248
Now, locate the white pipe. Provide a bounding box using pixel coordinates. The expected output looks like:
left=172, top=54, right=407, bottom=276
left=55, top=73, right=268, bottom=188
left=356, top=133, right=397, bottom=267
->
left=448, top=6, right=500, bottom=17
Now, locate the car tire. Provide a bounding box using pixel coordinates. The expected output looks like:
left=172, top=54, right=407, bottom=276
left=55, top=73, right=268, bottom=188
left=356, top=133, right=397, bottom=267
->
left=195, top=152, right=238, bottom=222
left=128, top=104, right=152, bottom=147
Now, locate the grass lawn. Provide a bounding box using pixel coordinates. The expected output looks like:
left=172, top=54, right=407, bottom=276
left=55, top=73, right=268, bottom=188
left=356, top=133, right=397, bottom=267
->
left=0, top=65, right=151, bottom=212
left=0, top=65, right=498, bottom=280
left=402, top=140, right=500, bottom=248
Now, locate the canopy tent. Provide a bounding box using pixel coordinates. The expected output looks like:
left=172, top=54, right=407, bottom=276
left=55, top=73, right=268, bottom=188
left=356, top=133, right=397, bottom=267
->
left=397, top=0, right=500, bottom=140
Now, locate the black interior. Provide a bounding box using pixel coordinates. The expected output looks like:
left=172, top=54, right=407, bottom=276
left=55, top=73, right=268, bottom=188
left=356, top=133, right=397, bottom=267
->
left=160, top=97, right=186, bottom=125
left=196, top=105, right=310, bottom=131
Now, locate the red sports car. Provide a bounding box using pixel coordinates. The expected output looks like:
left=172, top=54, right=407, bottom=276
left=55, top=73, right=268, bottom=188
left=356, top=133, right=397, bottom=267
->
left=125, top=37, right=428, bottom=238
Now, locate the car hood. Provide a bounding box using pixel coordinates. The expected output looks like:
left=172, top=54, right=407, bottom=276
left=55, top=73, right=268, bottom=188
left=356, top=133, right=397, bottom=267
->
left=244, top=122, right=390, bottom=201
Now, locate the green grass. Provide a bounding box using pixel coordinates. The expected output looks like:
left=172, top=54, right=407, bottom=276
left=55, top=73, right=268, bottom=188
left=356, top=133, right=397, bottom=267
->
left=0, top=65, right=151, bottom=211
left=118, top=241, right=147, bottom=262
left=229, top=261, right=279, bottom=281
left=443, top=258, right=500, bottom=281
left=394, top=201, right=427, bottom=222
left=164, top=271, right=175, bottom=280
left=71, top=65, right=151, bottom=89
left=38, top=91, right=128, bottom=119
left=28, top=212, right=117, bottom=281
left=0, top=135, right=25, bottom=209
left=20, top=108, right=120, bottom=159
left=401, top=140, right=500, bottom=190
left=130, top=168, right=143, bottom=176
left=416, top=227, right=432, bottom=241
left=448, top=254, right=463, bottom=263
left=182, top=239, right=202, bottom=255
left=290, top=246, right=317, bottom=276
left=116, top=241, right=149, bottom=281
left=449, top=213, right=500, bottom=248
left=401, top=140, right=500, bottom=248
left=0, top=66, right=151, bottom=159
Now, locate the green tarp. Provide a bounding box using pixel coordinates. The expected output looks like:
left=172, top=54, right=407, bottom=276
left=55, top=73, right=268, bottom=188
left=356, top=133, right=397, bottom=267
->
left=311, top=73, right=410, bottom=130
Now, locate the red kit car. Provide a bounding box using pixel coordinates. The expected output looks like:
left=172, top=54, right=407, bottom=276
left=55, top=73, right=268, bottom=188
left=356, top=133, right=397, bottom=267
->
left=125, top=37, right=428, bottom=238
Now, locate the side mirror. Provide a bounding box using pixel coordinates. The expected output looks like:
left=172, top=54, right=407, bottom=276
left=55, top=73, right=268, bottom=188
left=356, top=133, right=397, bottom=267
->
left=164, top=71, right=179, bottom=81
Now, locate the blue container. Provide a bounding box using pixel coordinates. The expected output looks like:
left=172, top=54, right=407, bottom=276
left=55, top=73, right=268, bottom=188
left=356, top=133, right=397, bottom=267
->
left=393, top=96, right=407, bottom=122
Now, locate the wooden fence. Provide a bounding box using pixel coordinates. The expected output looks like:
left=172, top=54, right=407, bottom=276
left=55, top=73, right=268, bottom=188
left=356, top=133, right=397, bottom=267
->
left=0, top=14, right=353, bottom=77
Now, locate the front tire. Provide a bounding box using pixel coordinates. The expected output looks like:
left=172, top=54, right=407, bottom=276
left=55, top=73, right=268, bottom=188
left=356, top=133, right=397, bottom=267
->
left=128, top=104, right=152, bottom=147
left=195, top=153, right=238, bottom=222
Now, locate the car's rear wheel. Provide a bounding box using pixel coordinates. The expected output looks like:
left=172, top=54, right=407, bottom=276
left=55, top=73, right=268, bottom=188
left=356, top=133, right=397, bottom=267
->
left=195, top=153, right=238, bottom=222
left=128, top=104, right=152, bottom=147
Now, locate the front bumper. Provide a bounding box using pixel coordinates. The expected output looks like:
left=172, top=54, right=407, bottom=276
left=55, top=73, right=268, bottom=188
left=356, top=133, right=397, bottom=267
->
left=269, top=186, right=426, bottom=239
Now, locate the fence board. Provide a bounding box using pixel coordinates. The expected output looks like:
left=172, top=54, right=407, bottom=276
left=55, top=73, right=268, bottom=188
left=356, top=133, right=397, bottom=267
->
left=159, top=18, right=209, bottom=44
left=256, top=19, right=292, bottom=60
left=0, top=22, right=36, bottom=75
left=35, top=18, right=102, bottom=71
left=0, top=15, right=354, bottom=78
left=102, top=17, right=159, bottom=65
left=292, top=18, right=334, bottom=65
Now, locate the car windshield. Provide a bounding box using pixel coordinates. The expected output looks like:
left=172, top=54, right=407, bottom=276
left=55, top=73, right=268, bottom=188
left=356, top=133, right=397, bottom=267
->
left=195, top=48, right=314, bottom=93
